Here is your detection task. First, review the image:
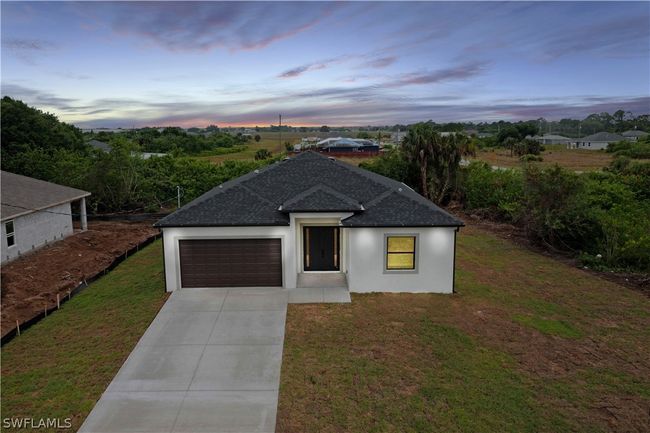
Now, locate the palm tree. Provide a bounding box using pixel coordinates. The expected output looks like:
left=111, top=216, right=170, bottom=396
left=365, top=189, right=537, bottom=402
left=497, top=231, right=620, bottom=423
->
left=402, top=124, right=462, bottom=203
left=402, top=123, right=434, bottom=199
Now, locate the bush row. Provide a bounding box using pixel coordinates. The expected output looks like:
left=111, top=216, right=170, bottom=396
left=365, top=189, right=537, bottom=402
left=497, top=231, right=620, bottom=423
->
left=458, top=161, right=650, bottom=271
left=362, top=149, right=650, bottom=272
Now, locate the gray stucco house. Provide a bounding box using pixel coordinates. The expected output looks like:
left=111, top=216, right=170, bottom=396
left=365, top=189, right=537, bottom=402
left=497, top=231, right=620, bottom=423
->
left=622, top=130, right=648, bottom=142
left=155, top=151, right=463, bottom=294
left=1, top=171, right=90, bottom=263
left=575, top=132, right=625, bottom=150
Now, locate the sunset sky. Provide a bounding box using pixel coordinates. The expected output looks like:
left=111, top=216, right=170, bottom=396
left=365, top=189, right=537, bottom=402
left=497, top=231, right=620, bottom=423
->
left=1, top=1, right=649, bottom=127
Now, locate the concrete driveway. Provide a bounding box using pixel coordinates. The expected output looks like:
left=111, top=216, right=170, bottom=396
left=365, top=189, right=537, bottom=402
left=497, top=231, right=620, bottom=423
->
left=79, top=288, right=288, bottom=433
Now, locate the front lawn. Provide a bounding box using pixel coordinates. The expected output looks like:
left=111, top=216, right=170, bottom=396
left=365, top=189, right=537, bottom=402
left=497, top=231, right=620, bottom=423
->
left=0, top=241, right=167, bottom=432
left=2, top=230, right=648, bottom=433
left=277, top=226, right=650, bottom=433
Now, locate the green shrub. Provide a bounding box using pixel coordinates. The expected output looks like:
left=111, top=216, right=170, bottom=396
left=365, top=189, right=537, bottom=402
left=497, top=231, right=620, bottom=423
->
left=254, top=148, right=272, bottom=160
left=606, top=140, right=632, bottom=153
left=607, top=140, right=650, bottom=159
left=359, top=149, right=417, bottom=187
left=518, top=165, right=597, bottom=250
left=615, top=142, right=650, bottom=159
left=458, top=162, right=523, bottom=220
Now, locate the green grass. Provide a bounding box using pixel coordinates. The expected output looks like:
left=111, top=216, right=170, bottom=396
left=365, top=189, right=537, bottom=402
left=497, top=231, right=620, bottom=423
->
left=513, top=315, right=583, bottom=339
left=2, top=228, right=649, bottom=433
left=0, top=241, right=167, bottom=432
left=277, top=227, right=650, bottom=433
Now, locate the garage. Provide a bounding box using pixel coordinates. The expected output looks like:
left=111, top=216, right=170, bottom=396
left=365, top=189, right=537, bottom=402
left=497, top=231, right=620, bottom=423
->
left=178, top=239, right=282, bottom=288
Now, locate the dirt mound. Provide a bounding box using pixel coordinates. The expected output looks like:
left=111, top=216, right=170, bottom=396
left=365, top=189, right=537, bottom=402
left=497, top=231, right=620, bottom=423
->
left=0, top=221, right=159, bottom=337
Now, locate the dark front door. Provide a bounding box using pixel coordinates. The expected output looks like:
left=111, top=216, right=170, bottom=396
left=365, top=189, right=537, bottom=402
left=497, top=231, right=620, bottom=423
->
left=304, top=226, right=339, bottom=271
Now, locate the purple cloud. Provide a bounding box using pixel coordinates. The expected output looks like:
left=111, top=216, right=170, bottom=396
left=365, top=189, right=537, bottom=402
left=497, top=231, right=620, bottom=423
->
left=387, top=61, right=488, bottom=87
left=541, top=15, right=650, bottom=60
left=361, top=56, right=397, bottom=69
left=278, top=56, right=350, bottom=78
left=1, top=38, right=57, bottom=64
left=86, top=2, right=342, bottom=52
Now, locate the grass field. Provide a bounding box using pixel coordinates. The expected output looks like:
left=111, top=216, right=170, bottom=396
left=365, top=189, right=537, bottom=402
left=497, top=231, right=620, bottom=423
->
left=195, top=131, right=381, bottom=165
left=196, top=131, right=311, bottom=163
left=197, top=133, right=618, bottom=172
left=471, top=145, right=614, bottom=171
left=0, top=241, right=167, bottom=432
left=277, top=225, right=650, bottom=433
left=2, top=229, right=648, bottom=432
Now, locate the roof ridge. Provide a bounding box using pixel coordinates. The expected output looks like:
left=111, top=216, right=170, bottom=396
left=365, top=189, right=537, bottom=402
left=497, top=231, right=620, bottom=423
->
left=281, top=183, right=360, bottom=209
left=155, top=158, right=289, bottom=226
left=303, top=152, right=461, bottom=224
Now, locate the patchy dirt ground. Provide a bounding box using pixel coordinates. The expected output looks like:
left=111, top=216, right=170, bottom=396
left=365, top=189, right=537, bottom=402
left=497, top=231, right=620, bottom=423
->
left=471, top=146, right=614, bottom=171
left=0, top=221, right=159, bottom=337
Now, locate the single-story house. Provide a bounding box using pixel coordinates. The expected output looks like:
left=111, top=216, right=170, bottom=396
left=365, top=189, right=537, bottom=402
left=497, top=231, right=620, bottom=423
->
left=531, top=134, right=572, bottom=146
left=316, top=137, right=380, bottom=153
left=1, top=171, right=90, bottom=263
left=622, top=130, right=648, bottom=142
left=575, top=132, right=625, bottom=150
left=155, top=151, right=463, bottom=293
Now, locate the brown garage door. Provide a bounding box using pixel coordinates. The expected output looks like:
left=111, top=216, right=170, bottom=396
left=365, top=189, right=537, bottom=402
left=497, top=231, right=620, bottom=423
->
left=179, top=239, right=282, bottom=288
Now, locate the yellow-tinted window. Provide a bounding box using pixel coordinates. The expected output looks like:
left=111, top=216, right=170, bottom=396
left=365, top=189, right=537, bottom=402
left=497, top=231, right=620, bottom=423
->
left=386, top=236, right=415, bottom=270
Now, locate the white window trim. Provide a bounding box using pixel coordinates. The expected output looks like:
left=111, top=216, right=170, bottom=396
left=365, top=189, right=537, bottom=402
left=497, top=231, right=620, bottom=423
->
left=383, top=233, right=419, bottom=274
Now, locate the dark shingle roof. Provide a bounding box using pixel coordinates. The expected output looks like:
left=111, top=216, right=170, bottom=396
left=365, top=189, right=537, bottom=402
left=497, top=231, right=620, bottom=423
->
left=155, top=152, right=463, bottom=228
left=1, top=171, right=90, bottom=221
left=281, top=184, right=362, bottom=212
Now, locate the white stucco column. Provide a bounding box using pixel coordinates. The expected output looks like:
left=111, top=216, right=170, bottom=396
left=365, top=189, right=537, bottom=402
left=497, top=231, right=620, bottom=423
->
left=80, top=197, right=88, bottom=231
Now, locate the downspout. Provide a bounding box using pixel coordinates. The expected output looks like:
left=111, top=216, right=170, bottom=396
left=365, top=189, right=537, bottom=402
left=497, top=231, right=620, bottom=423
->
left=160, top=228, right=168, bottom=292
left=452, top=227, right=459, bottom=294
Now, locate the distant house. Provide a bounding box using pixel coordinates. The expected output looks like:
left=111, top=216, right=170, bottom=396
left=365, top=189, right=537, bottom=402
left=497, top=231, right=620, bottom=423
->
left=316, top=137, right=379, bottom=153
left=575, top=132, right=625, bottom=150
left=141, top=152, right=168, bottom=159
left=1, top=172, right=90, bottom=263
left=622, top=130, right=648, bottom=142
left=89, top=139, right=111, bottom=152
left=531, top=134, right=572, bottom=146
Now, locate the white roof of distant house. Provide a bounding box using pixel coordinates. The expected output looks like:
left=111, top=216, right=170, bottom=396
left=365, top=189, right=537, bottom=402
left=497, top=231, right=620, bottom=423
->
left=578, top=132, right=625, bottom=142
left=622, top=130, right=648, bottom=138
left=1, top=171, right=90, bottom=221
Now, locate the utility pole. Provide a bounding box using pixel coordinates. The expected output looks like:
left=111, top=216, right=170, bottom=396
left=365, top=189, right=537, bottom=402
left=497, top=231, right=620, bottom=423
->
left=279, top=114, right=282, bottom=150
left=177, top=186, right=181, bottom=209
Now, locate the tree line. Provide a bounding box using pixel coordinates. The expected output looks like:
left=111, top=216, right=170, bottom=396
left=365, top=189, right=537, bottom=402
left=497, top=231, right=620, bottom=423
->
left=361, top=123, right=650, bottom=272
left=0, top=97, right=275, bottom=213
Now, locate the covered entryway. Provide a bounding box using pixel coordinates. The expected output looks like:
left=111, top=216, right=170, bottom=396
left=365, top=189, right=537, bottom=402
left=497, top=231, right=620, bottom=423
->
left=179, top=239, right=282, bottom=288
left=303, top=226, right=339, bottom=271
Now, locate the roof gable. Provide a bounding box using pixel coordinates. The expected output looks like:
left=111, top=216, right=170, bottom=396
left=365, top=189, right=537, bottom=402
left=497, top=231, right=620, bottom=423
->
left=281, top=184, right=362, bottom=212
